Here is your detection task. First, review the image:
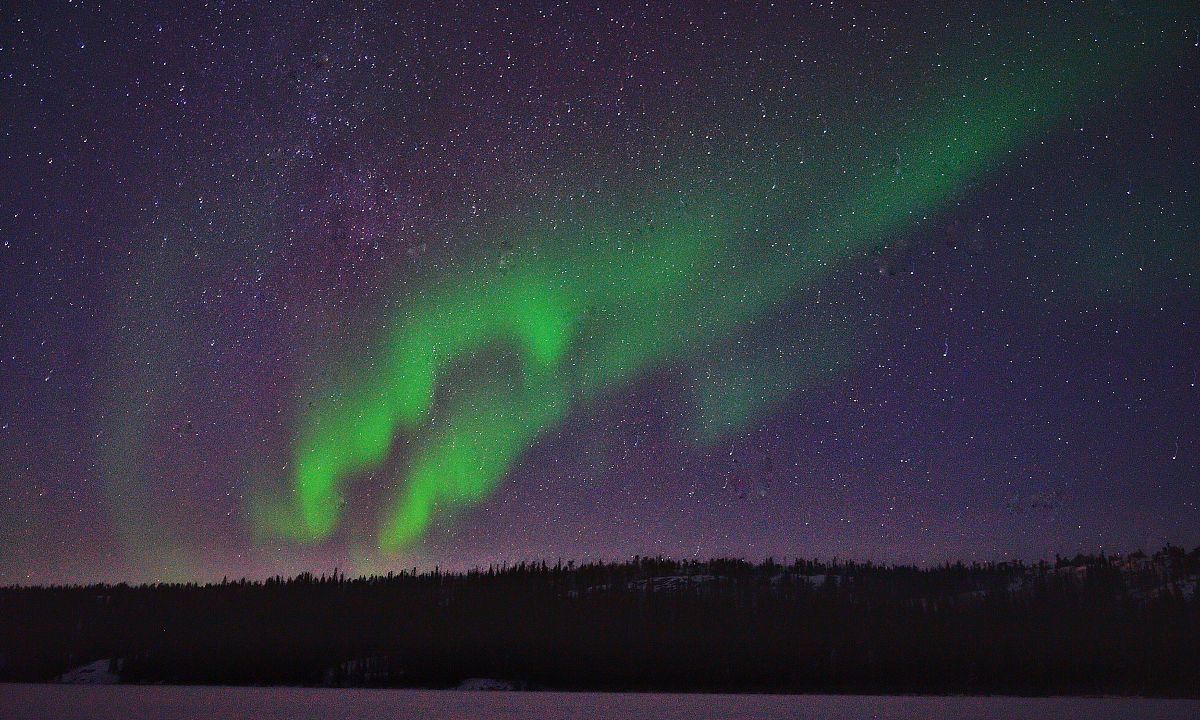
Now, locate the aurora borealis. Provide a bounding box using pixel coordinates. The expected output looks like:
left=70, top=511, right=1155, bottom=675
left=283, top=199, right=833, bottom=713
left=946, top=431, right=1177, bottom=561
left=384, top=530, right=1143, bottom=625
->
left=2, top=2, right=1198, bottom=583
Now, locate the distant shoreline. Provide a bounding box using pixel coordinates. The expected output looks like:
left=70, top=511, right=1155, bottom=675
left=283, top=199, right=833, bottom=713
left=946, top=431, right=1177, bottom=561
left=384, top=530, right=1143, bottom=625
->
left=5, top=681, right=1200, bottom=700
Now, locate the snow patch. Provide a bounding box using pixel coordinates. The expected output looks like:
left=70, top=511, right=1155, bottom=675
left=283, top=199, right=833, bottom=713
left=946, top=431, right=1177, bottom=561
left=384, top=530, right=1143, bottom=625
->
left=456, top=678, right=516, bottom=691
left=628, top=574, right=716, bottom=592
left=60, top=658, right=120, bottom=684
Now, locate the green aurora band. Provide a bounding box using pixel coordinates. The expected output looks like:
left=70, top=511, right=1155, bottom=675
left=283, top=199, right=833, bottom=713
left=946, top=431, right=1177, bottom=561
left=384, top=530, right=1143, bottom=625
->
left=254, top=4, right=1189, bottom=552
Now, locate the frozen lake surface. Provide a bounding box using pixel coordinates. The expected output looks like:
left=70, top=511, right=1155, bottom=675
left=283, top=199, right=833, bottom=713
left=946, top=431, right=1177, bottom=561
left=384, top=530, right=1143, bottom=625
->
left=2, top=686, right=1200, bottom=720
left=2, top=684, right=1198, bottom=719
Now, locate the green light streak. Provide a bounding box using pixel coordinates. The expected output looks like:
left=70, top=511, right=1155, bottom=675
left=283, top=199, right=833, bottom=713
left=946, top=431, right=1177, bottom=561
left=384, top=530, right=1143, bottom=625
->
left=256, top=3, right=1188, bottom=551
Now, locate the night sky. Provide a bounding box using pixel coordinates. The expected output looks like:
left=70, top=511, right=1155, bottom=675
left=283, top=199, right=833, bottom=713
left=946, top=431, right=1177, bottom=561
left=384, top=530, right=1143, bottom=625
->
left=2, top=1, right=1198, bottom=585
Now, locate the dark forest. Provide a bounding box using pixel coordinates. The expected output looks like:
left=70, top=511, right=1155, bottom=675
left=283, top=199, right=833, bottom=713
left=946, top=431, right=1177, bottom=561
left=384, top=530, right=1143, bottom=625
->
left=3, top=547, right=1197, bottom=696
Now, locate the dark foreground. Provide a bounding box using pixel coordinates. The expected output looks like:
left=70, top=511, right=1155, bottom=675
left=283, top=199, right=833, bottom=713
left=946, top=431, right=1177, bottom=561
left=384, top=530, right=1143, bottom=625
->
left=3, top=685, right=1200, bottom=720
left=1, top=548, right=1198, bottom=696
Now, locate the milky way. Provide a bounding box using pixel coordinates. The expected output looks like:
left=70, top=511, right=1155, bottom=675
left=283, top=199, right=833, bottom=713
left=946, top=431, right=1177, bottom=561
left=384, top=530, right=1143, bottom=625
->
left=1, top=2, right=1198, bottom=582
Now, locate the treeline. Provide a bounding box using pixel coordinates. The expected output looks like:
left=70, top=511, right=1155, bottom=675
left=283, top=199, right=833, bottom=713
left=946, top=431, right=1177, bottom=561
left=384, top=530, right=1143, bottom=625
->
left=1, top=546, right=1197, bottom=696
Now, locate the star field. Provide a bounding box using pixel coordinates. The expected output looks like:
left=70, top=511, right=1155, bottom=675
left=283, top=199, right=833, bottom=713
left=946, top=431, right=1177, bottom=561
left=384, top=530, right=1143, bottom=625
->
left=1, top=1, right=1197, bottom=583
